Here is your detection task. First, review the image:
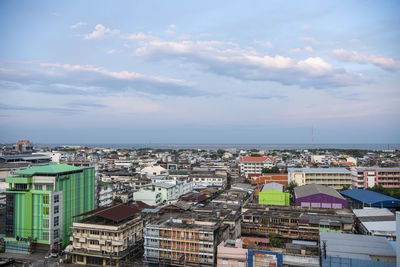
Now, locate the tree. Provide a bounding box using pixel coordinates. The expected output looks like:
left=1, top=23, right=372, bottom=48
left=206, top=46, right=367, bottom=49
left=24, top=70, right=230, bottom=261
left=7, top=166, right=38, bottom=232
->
left=269, top=234, right=283, bottom=248
left=262, top=166, right=280, bottom=174
left=286, top=181, right=298, bottom=195
left=113, top=196, right=123, bottom=203
left=340, top=184, right=351, bottom=191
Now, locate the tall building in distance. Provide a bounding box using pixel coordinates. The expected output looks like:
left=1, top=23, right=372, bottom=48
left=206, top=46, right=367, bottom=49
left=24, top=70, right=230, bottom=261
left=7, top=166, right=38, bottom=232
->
left=5, top=164, right=95, bottom=253
left=13, top=140, right=33, bottom=154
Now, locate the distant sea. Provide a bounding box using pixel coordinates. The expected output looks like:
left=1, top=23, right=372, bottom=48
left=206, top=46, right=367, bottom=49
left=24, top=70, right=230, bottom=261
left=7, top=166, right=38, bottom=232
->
left=33, top=143, right=400, bottom=151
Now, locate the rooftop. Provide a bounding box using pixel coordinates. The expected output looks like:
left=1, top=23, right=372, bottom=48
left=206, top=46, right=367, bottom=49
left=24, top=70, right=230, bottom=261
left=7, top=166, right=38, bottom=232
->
left=294, top=183, right=345, bottom=200
left=340, top=189, right=400, bottom=207
left=74, top=203, right=141, bottom=224
left=261, top=182, right=284, bottom=192
left=240, top=156, right=276, bottom=163
left=320, top=232, right=396, bottom=260
left=14, top=163, right=83, bottom=176
left=288, top=168, right=350, bottom=173
left=352, top=208, right=394, bottom=218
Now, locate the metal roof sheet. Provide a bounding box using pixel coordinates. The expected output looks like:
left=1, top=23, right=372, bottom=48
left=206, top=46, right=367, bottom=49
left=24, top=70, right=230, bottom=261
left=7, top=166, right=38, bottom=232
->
left=320, top=232, right=396, bottom=259
left=14, top=163, right=82, bottom=175
left=294, top=183, right=345, bottom=199
left=288, top=168, right=350, bottom=173
left=340, top=189, right=400, bottom=206
left=261, top=182, right=283, bottom=192
left=352, top=208, right=393, bottom=218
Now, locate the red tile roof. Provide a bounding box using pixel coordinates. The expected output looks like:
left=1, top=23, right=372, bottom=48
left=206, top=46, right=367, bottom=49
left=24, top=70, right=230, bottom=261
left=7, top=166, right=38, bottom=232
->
left=74, top=203, right=141, bottom=222
left=240, top=156, right=276, bottom=163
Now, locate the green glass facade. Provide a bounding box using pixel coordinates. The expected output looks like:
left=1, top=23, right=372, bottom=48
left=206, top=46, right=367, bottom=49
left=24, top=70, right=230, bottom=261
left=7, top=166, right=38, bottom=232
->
left=5, top=164, right=95, bottom=253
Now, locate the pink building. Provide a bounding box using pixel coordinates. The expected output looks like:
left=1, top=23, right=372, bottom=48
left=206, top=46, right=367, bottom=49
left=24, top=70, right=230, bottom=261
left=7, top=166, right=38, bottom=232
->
left=217, top=239, right=248, bottom=267
left=351, top=167, right=400, bottom=189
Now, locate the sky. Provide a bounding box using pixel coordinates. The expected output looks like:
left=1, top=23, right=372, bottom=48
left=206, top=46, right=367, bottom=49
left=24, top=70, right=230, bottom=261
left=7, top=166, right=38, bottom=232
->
left=0, top=0, right=399, bottom=144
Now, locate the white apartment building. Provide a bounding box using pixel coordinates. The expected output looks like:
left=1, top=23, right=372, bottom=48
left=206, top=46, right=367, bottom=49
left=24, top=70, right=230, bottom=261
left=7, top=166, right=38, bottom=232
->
left=98, top=182, right=113, bottom=207
left=133, top=182, right=181, bottom=206
left=288, top=168, right=352, bottom=190
left=239, top=156, right=276, bottom=178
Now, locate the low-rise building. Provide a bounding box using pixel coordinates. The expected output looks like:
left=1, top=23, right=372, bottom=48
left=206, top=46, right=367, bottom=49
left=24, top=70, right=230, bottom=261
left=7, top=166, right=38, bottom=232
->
left=351, top=167, right=400, bottom=189
left=241, top=205, right=354, bottom=242
left=134, top=182, right=183, bottom=206
left=239, top=157, right=276, bottom=178
left=320, top=232, right=396, bottom=267
left=353, top=208, right=396, bottom=241
left=144, top=213, right=229, bottom=266
left=288, top=168, right=351, bottom=190
left=258, top=183, right=289, bottom=206
left=250, top=174, right=288, bottom=186
left=340, top=189, right=400, bottom=209
left=294, top=183, right=348, bottom=209
left=70, top=204, right=144, bottom=266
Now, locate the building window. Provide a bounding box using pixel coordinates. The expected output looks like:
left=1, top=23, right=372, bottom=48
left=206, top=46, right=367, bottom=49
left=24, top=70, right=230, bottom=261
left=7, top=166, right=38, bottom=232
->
left=46, top=184, right=53, bottom=191
left=42, top=231, right=49, bottom=241
left=54, top=216, right=59, bottom=227
left=54, top=195, right=59, bottom=203
left=43, top=219, right=49, bottom=228
left=76, top=255, right=84, bottom=262
left=43, top=207, right=49, bottom=215
left=54, top=206, right=59, bottom=214
left=43, top=195, right=49, bottom=205
left=89, top=240, right=99, bottom=245
left=34, top=184, right=42, bottom=190
left=90, top=230, right=100, bottom=235
left=54, top=229, right=59, bottom=239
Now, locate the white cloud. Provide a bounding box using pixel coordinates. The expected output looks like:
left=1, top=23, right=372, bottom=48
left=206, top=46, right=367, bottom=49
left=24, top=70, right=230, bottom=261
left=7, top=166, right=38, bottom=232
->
left=169, top=24, right=176, bottom=29
left=253, top=40, right=274, bottom=48
left=121, top=32, right=153, bottom=41
left=84, top=24, right=120, bottom=40
left=107, top=49, right=117, bottom=54
left=331, top=49, right=400, bottom=71
left=300, top=37, right=320, bottom=46
left=71, top=22, right=88, bottom=29
left=349, top=38, right=361, bottom=44
left=289, top=46, right=313, bottom=54
left=134, top=40, right=359, bottom=88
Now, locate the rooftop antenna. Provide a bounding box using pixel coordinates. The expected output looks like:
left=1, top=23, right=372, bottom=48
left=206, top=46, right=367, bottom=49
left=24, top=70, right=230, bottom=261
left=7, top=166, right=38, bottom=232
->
left=312, top=125, right=314, bottom=150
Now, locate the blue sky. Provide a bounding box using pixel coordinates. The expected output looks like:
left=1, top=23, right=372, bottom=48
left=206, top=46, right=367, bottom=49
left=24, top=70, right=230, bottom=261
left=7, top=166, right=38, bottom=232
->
left=0, top=0, right=399, bottom=144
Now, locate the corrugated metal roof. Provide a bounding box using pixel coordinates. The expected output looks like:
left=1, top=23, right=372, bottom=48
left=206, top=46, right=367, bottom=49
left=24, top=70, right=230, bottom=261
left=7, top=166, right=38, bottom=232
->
left=74, top=203, right=140, bottom=222
left=320, top=232, right=396, bottom=259
left=362, top=221, right=396, bottom=233
left=340, top=189, right=400, bottom=206
left=15, top=163, right=82, bottom=175
left=352, top=208, right=393, bottom=218
left=294, top=183, right=345, bottom=200
left=261, top=182, right=283, bottom=192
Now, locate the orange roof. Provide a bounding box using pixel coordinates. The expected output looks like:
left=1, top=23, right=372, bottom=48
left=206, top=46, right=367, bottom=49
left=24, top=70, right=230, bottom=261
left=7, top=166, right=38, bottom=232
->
left=240, top=156, right=276, bottom=163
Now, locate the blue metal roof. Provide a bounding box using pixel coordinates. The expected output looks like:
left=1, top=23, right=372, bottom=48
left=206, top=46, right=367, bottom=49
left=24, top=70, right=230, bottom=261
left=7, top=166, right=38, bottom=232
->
left=340, top=189, right=400, bottom=207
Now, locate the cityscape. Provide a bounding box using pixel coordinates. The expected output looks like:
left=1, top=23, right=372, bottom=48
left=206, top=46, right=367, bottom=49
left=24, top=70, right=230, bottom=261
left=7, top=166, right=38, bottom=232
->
left=1, top=1, right=400, bottom=267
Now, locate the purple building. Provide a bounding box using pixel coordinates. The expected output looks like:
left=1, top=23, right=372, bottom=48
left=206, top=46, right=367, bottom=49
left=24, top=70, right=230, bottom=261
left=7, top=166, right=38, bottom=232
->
left=294, top=184, right=348, bottom=209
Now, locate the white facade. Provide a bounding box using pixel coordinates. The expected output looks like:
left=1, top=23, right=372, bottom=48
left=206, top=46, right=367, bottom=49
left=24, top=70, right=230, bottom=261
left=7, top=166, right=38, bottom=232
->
left=239, top=157, right=276, bottom=178
left=98, top=183, right=113, bottom=207
left=141, top=165, right=167, bottom=176
left=134, top=182, right=185, bottom=206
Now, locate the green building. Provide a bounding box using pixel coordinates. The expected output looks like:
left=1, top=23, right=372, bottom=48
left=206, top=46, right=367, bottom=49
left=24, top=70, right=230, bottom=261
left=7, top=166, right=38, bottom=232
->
left=258, top=182, right=290, bottom=206
left=5, top=164, right=95, bottom=253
